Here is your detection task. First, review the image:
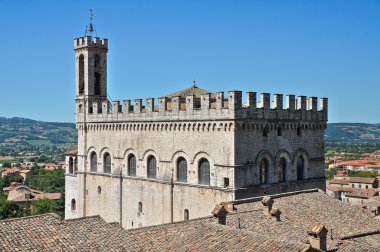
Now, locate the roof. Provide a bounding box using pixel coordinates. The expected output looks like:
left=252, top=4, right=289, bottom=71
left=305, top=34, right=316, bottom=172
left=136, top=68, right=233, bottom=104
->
left=329, top=179, right=350, bottom=185
left=65, top=149, right=78, bottom=156
left=1, top=190, right=380, bottom=251
left=0, top=214, right=309, bottom=252
left=165, top=85, right=212, bottom=99
left=348, top=177, right=376, bottom=184
left=222, top=189, right=380, bottom=250
left=34, top=193, right=61, bottom=200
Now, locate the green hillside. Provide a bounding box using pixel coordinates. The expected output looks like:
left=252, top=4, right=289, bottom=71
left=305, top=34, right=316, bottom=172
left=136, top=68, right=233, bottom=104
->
left=325, top=123, right=380, bottom=143
left=0, top=117, right=77, bottom=155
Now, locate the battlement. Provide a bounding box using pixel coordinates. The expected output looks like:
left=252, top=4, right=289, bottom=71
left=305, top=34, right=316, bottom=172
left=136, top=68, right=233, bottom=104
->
left=77, top=91, right=328, bottom=123
left=74, top=36, right=108, bottom=49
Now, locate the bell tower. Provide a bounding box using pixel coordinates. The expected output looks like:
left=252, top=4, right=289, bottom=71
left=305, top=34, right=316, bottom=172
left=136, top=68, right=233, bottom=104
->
left=74, top=12, right=108, bottom=116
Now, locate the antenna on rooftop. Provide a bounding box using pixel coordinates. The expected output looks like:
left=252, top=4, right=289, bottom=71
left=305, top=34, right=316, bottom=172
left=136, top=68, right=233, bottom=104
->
left=85, top=9, right=97, bottom=37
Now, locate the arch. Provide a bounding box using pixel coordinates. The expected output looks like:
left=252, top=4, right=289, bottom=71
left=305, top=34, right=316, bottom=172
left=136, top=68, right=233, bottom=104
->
left=259, top=158, right=269, bottom=184
left=90, top=151, right=98, bottom=172
left=198, top=158, right=210, bottom=185
left=274, top=150, right=291, bottom=183
left=97, top=186, right=102, bottom=194
left=71, top=199, right=76, bottom=211
left=184, top=209, right=189, bottom=220
left=293, top=149, right=310, bottom=180
left=78, top=54, right=84, bottom=94
left=255, top=151, right=274, bottom=184
left=128, top=154, right=137, bottom=177
left=74, top=157, right=78, bottom=174
left=138, top=202, right=143, bottom=213
left=177, top=157, right=187, bottom=183
left=147, top=155, right=157, bottom=179
left=103, top=152, right=111, bottom=174
left=68, top=157, right=74, bottom=174
left=263, top=124, right=270, bottom=137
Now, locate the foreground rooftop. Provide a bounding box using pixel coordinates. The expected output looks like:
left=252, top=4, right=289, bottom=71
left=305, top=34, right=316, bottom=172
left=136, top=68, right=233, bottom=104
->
left=0, top=189, right=379, bottom=251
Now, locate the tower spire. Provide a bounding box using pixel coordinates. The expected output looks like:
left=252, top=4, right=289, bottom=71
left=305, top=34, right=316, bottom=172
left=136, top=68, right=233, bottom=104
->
left=85, top=9, right=96, bottom=37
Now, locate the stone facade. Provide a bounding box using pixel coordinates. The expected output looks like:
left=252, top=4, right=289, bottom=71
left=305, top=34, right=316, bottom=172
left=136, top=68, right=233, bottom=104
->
left=65, top=35, right=328, bottom=229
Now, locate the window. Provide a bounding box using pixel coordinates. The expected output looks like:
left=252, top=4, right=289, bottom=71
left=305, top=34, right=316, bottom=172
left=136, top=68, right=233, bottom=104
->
left=359, top=184, right=362, bottom=189
left=177, top=157, right=187, bottom=182
left=71, top=199, right=76, bottom=211
left=78, top=54, right=84, bottom=94
left=297, top=127, right=302, bottom=136
left=184, top=209, right=189, bottom=220
left=263, top=125, right=270, bottom=137
left=277, top=158, right=286, bottom=183
left=94, top=72, right=101, bottom=95
left=147, top=156, right=157, bottom=179
left=277, top=127, right=283, bottom=136
left=69, top=157, right=74, bottom=174
left=128, top=154, right=136, bottom=176
left=74, top=157, right=78, bottom=174
left=366, top=185, right=368, bottom=189
left=259, top=159, right=269, bottom=184
left=352, top=184, right=354, bottom=188
left=103, top=153, right=111, bottom=174
left=199, top=158, right=210, bottom=185
left=97, top=186, right=102, bottom=194
left=297, top=156, right=304, bottom=180
left=138, top=202, right=142, bottom=213
left=224, top=177, right=230, bottom=187
left=90, top=152, right=97, bottom=172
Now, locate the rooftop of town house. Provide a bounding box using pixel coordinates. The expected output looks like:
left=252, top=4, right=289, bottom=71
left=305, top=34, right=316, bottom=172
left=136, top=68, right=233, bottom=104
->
left=165, top=84, right=212, bottom=99
left=219, top=189, right=380, bottom=250
left=1, top=189, right=380, bottom=251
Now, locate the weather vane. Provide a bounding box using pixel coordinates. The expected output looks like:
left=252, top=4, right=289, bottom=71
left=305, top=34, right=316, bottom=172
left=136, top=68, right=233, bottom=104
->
left=85, top=9, right=96, bottom=36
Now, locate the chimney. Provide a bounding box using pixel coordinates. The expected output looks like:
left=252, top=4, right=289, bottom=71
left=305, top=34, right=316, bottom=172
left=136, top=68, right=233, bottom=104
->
left=261, top=196, right=274, bottom=215
left=211, top=203, right=233, bottom=225
left=270, top=207, right=281, bottom=221
left=308, top=224, right=328, bottom=251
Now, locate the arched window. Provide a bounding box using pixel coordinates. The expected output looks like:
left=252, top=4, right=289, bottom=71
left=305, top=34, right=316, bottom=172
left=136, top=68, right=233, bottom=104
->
left=103, top=153, right=111, bottom=174
left=259, top=158, right=269, bottom=184
left=147, top=156, right=157, bottom=179
left=69, top=157, right=73, bottom=174
left=78, top=54, right=84, bottom=94
left=277, top=127, right=283, bottom=136
left=297, top=127, right=302, bottom=136
left=97, top=186, right=102, bottom=194
left=184, top=209, right=189, bottom=220
left=199, top=158, right=210, bottom=185
left=263, top=125, right=270, bottom=137
left=177, top=157, right=187, bottom=183
left=90, top=152, right=97, bottom=172
left=71, top=199, right=76, bottom=211
left=138, top=202, right=143, bottom=213
left=277, top=158, right=287, bottom=183
left=74, top=157, right=78, bottom=174
left=128, top=154, right=136, bottom=177
left=94, top=72, right=101, bottom=95
left=297, top=156, right=304, bottom=180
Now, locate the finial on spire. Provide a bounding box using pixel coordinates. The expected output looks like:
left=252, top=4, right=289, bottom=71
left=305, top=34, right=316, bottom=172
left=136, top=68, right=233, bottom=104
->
left=85, top=9, right=96, bottom=37
left=193, top=80, right=197, bottom=88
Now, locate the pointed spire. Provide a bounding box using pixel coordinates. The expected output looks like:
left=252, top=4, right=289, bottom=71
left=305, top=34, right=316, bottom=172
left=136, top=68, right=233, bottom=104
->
left=85, top=9, right=96, bottom=37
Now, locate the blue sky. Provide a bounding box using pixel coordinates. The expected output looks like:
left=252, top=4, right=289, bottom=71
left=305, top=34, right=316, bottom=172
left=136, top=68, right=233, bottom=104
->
left=0, top=0, right=379, bottom=123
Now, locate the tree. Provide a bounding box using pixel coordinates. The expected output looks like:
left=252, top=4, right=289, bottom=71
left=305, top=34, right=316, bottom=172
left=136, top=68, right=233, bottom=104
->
left=2, top=162, right=11, bottom=168
left=31, top=198, right=57, bottom=215
left=0, top=200, right=23, bottom=219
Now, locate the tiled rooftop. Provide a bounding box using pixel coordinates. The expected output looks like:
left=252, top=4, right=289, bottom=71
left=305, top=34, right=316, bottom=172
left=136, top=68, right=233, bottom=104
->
left=1, top=190, right=380, bottom=251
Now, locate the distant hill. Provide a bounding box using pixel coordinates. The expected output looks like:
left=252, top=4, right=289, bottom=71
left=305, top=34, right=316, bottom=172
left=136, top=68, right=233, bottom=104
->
left=325, top=123, right=380, bottom=143
left=0, top=117, right=77, bottom=155
left=0, top=117, right=379, bottom=155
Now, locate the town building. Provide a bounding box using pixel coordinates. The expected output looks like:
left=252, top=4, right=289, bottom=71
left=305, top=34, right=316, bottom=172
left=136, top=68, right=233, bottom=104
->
left=65, top=30, right=328, bottom=229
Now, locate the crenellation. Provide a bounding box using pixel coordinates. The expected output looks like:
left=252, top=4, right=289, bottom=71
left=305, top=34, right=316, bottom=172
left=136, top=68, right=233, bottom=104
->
left=273, top=94, right=283, bottom=110
left=216, top=92, right=224, bottom=110
left=134, top=99, right=142, bottom=113
left=172, top=96, right=180, bottom=113
left=74, top=36, right=108, bottom=49
left=259, top=93, right=270, bottom=109
left=308, top=97, right=318, bottom=111
left=297, top=96, right=307, bottom=110
left=246, top=92, right=257, bottom=109
left=201, top=93, right=211, bottom=111
left=102, top=101, right=108, bottom=115
left=228, top=91, right=242, bottom=111
left=112, top=101, right=121, bottom=114
left=286, top=95, right=296, bottom=110
left=146, top=98, right=154, bottom=113
left=186, top=95, right=195, bottom=114
left=123, top=100, right=131, bottom=113
left=158, top=97, right=168, bottom=114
